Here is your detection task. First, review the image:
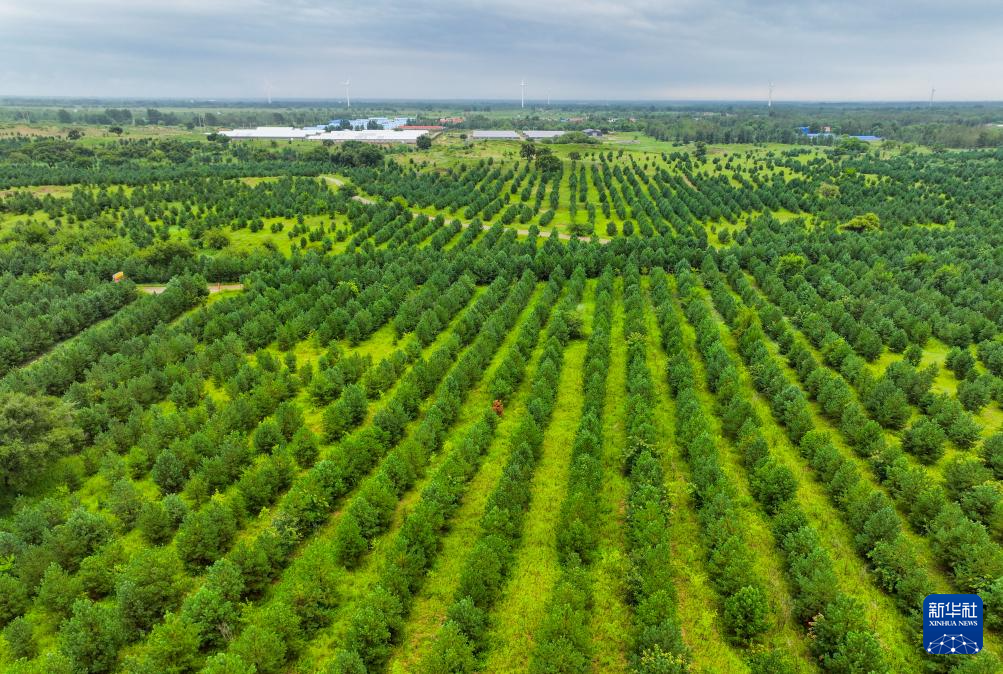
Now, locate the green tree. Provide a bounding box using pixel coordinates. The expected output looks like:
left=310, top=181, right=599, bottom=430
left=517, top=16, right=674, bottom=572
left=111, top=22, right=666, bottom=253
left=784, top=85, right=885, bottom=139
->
left=176, top=500, right=237, bottom=570
left=288, top=427, right=320, bottom=467
left=724, top=585, right=769, bottom=643
left=0, top=392, right=82, bottom=492
left=59, top=599, right=125, bottom=674
left=750, top=458, right=797, bottom=513
left=0, top=574, right=28, bottom=627
left=201, top=653, right=256, bottom=674
left=253, top=419, right=284, bottom=454
left=231, top=623, right=286, bottom=674
left=116, top=548, right=185, bottom=635
left=3, top=616, right=36, bottom=660
left=694, top=141, right=707, bottom=161
left=841, top=212, right=880, bottom=232
left=421, top=621, right=477, bottom=674
left=902, top=417, right=947, bottom=464
left=139, top=612, right=200, bottom=674
left=38, top=562, right=83, bottom=618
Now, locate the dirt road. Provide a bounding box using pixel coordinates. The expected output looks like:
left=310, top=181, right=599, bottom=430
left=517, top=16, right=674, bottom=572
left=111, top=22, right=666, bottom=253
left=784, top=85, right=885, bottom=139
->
left=139, top=283, right=244, bottom=295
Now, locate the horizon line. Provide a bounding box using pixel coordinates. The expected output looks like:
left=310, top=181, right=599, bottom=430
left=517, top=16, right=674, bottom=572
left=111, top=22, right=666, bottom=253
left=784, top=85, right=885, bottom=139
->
left=2, top=95, right=1003, bottom=106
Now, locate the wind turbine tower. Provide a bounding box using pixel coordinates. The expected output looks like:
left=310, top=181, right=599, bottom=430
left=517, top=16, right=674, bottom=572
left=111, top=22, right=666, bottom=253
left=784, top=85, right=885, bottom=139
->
left=344, top=80, right=352, bottom=108
left=520, top=79, right=526, bottom=108
left=930, top=87, right=935, bottom=108
left=768, top=81, right=774, bottom=108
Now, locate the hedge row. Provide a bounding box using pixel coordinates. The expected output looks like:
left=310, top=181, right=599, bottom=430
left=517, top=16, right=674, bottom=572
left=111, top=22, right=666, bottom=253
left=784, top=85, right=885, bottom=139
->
left=620, top=263, right=688, bottom=672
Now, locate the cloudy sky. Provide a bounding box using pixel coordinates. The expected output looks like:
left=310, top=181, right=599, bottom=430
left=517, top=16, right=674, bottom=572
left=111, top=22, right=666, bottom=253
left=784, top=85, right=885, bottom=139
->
left=2, top=0, right=1001, bottom=101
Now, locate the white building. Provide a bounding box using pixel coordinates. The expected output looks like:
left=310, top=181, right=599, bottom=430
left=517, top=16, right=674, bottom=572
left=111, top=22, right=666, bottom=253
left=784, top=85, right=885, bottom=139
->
left=219, top=127, right=429, bottom=144
left=523, top=130, right=565, bottom=139
left=221, top=126, right=319, bottom=139
left=472, top=130, right=520, bottom=140
left=309, top=130, right=429, bottom=144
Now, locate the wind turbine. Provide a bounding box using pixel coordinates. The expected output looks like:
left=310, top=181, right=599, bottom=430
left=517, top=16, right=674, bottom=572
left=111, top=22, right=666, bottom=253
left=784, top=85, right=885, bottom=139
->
left=264, top=79, right=273, bottom=105
left=768, top=81, right=774, bottom=108
left=929, top=87, right=935, bottom=108
left=344, top=79, right=351, bottom=108
left=520, top=79, right=526, bottom=108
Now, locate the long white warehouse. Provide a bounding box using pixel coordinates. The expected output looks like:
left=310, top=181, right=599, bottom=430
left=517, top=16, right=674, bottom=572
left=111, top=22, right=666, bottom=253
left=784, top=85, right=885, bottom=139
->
left=219, top=127, right=429, bottom=144
left=309, top=130, right=429, bottom=143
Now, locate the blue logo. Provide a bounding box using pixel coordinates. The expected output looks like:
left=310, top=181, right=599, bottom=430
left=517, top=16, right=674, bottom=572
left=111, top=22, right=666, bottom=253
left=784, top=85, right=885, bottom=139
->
left=924, top=594, right=983, bottom=655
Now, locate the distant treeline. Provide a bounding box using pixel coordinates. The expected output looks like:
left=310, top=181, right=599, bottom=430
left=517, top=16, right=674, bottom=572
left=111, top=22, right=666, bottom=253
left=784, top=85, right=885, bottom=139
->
left=6, top=101, right=1003, bottom=148
left=638, top=105, right=1003, bottom=148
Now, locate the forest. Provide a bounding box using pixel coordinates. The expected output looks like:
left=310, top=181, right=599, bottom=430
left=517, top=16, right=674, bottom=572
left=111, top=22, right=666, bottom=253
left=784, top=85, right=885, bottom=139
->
left=1, top=115, right=1002, bottom=674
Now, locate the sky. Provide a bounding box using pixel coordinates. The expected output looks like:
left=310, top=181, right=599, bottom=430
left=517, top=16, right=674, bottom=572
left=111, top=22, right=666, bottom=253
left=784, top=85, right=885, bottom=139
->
left=2, top=0, right=1002, bottom=102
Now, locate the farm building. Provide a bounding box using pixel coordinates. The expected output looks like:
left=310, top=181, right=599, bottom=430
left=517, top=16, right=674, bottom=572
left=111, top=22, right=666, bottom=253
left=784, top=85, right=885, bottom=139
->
left=582, top=128, right=603, bottom=137
left=219, top=127, right=428, bottom=143
left=523, top=130, right=565, bottom=139
left=400, top=125, right=445, bottom=131
left=472, top=130, right=520, bottom=140
left=309, top=129, right=429, bottom=144
left=221, top=126, right=319, bottom=139
left=346, top=117, right=410, bottom=130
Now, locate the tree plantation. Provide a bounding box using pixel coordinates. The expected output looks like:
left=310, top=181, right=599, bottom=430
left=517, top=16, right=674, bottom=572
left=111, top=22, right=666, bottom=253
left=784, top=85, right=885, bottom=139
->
left=2, top=119, right=1003, bottom=674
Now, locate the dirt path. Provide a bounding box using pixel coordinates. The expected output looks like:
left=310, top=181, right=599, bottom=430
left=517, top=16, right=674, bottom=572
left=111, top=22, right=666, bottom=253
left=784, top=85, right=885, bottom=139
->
left=139, top=283, right=244, bottom=295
